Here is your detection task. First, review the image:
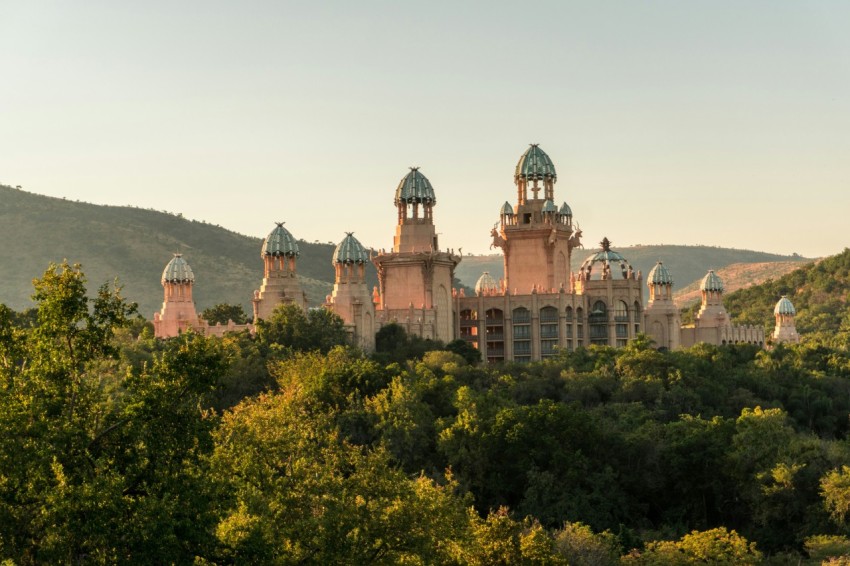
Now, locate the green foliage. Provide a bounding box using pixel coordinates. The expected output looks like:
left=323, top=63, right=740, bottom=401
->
left=373, top=322, right=444, bottom=364
left=255, top=303, right=348, bottom=355
left=622, top=527, right=762, bottom=565
left=201, top=302, right=248, bottom=325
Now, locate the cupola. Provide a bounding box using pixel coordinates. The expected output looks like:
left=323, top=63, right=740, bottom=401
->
left=333, top=232, right=369, bottom=264
left=475, top=271, right=500, bottom=296
left=578, top=238, right=635, bottom=281
left=162, top=254, right=194, bottom=284
left=647, top=261, right=673, bottom=286
left=395, top=167, right=436, bottom=205
left=515, top=144, right=557, bottom=183
left=774, top=296, right=796, bottom=316
left=700, top=270, right=724, bottom=293
left=262, top=222, right=300, bottom=257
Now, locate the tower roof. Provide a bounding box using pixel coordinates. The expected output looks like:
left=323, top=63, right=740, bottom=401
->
left=262, top=222, right=300, bottom=257
left=475, top=271, right=499, bottom=295
left=580, top=237, right=632, bottom=276
left=542, top=199, right=557, bottom=213
left=501, top=201, right=514, bottom=215
left=395, top=167, right=436, bottom=205
left=515, top=144, right=557, bottom=183
left=161, top=254, right=194, bottom=284
left=774, top=296, right=797, bottom=315
left=559, top=201, right=573, bottom=216
left=333, top=232, right=369, bottom=264
left=700, top=270, right=724, bottom=292
left=647, top=261, right=673, bottom=286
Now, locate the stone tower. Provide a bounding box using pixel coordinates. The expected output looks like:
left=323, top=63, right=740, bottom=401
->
left=252, top=222, right=307, bottom=321
left=499, top=144, right=579, bottom=294
left=373, top=167, right=461, bottom=343
left=153, top=254, right=199, bottom=338
left=327, top=232, right=376, bottom=352
left=643, top=261, right=681, bottom=350
left=773, top=296, right=800, bottom=344
left=695, top=270, right=729, bottom=328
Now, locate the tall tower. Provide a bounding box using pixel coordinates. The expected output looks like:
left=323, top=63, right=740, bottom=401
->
left=643, top=261, right=681, bottom=350
left=500, top=144, right=578, bottom=294
left=153, top=254, right=199, bottom=338
left=373, top=167, right=461, bottom=343
left=695, top=270, right=729, bottom=328
left=773, top=296, right=800, bottom=344
left=327, top=232, right=376, bottom=352
left=252, top=222, right=307, bottom=321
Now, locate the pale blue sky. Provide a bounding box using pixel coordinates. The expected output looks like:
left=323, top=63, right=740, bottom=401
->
left=2, top=1, right=848, bottom=258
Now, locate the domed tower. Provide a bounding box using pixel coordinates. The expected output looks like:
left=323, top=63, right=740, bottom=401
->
left=393, top=167, right=437, bottom=253
left=643, top=261, right=681, bottom=350
left=695, top=270, right=729, bottom=328
left=153, top=254, right=200, bottom=338
left=773, top=296, right=800, bottom=344
left=373, top=167, right=461, bottom=343
left=500, top=145, right=580, bottom=294
left=475, top=271, right=500, bottom=296
left=252, top=222, right=307, bottom=321
left=574, top=238, right=643, bottom=347
left=327, top=233, right=376, bottom=352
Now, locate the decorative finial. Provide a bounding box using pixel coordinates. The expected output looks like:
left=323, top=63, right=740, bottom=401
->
left=409, top=166, right=420, bottom=172
left=600, top=237, right=611, bottom=251
left=275, top=221, right=285, bottom=227
left=345, top=231, right=354, bottom=237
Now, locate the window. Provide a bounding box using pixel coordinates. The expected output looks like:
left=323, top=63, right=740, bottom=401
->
left=589, top=301, right=608, bottom=345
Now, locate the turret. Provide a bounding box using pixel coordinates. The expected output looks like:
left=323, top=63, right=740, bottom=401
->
left=773, top=296, right=800, bottom=344
left=515, top=144, right=557, bottom=204
left=253, top=221, right=307, bottom=321
left=328, top=232, right=375, bottom=352
left=643, top=261, right=680, bottom=350
left=695, top=270, right=729, bottom=328
left=393, top=167, right=438, bottom=253
left=153, top=254, right=199, bottom=338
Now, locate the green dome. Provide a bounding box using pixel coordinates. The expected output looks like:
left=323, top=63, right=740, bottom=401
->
left=395, top=167, right=436, bottom=205
left=515, top=144, right=557, bottom=183
left=647, top=261, right=673, bottom=286
left=700, top=270, right=724, bottom=292
left=580, top=237, right=632, bottom=275
left=542, top=199, right=557, bottom=213
left=262, top=222, right=300, bottom=257
left=333, top=232, right=369, bottom=264
left=162, top=254, right=194, bottom=284
left=475, top=272, right=499, bottom=295
left=559, top=202, right=572, bottom=217
left=774, top=296, right=796, bottom=316
left=501, top=201, right=514, bottom=215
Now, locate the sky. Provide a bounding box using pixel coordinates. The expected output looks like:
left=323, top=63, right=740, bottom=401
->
left=1, top=1, right=848, bottom=259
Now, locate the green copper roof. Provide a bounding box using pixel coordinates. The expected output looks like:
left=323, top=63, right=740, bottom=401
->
left=559, top=201, right=572, bottom=216
left=515, top=144, right=557, bottom=183
left=774, top=296, right=796, bottom=315
left=542, top=199, right=557, bottom=213
left=475, top=271, right=499, bottom=295
left=501, top=201, right=514, bottom=215
left=262, top=222, right=300, bottom=257
left=580, top=237, right=630, bottom=270
left=162, top=254, right=194, bottom=284
left=333, top=232, right=369, bottom=264
left=700, top=270, right=724, bottom=292
left=395, top=167, right=436, bottom=205
left=647, top=261, right=673, bottom=286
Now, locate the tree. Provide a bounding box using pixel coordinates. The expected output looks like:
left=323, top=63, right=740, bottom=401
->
left=821, top=466, right=850, bottom=527
left=0, top=263, right=230, bottom=563
left=255, top=303, right=348, bottom=355
left=622, top=527, right=762, bottom=565
left=201, top=303, right=248, bottom=325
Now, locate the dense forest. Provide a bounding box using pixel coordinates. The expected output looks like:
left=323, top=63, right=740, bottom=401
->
left=2, top=255, right=850, bottom=564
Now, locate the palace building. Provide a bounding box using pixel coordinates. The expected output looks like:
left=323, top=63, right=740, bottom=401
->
left=154, top=144, right=794, bottom=357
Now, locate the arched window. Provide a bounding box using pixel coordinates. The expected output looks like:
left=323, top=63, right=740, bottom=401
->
left=614, top=300, right=629, bottom=346
left=576, top=307, right=584, bottom=343
left=540, top=306, right=559, bottom=357
left=589, top=301, right=608, bottom=345
left=512, top=307, right=531, bottom=362
left=484, top=309, right=504, bottom=363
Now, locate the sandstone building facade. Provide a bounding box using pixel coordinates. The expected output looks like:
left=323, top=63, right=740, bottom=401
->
left=154, top=144, right=795, bottom=358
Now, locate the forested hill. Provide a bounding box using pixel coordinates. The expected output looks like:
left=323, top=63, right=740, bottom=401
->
left=0, top=185, right=377, bottom=316
left=455, top=245, right=809, bottom=294
left=724, top=248, right=850, bottom=334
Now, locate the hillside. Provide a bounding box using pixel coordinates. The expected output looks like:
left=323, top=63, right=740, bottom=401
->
left=673, top=261, right=811, bottom=306
left=722, top=248, right=850, bottom=334
left=0, top=185, right=378, bottom=317
left=455, top=245, right=809, bottom=294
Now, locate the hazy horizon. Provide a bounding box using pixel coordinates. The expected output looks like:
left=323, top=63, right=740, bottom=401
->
left=2, top=1, right=848, bottom=259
